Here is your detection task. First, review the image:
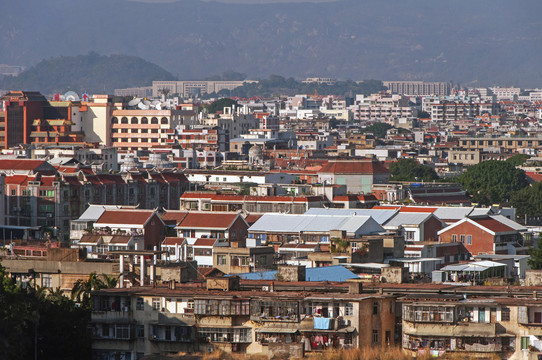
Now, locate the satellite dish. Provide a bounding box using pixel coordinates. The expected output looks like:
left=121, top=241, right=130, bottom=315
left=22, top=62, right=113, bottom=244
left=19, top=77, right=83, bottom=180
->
left=128, top=98, right=141, bottom=107
left=151, top=100, right=160, bottom=106
left=155, top=103, right=162, bottom=110
left=143, top=100, right=151, bottom=106
left=137, top=102, right=149, bottom=110
left=64, top=91, right=80, bottom=102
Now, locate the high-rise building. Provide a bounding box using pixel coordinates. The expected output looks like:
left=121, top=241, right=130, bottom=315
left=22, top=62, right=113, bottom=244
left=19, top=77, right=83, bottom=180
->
left=383, top=81, right=452, bottom=96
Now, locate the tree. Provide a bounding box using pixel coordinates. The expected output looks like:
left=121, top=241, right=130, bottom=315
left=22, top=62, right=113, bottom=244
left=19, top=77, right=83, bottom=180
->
left=71, top=272, right=117, bottom=310
left=0, top=265, right=91, bottom=360
left=417, top=110, right=431, bottom=118
left=361, top=122, right=393, bottom=138
left=505, top=153, right=530, bottom=167
left=390, top=158, right=439, bottom=182
left=455, top=160, right=529, bottom=205
left=207, top=98, right=239, bottom=114
left=528, top=238, right=542, bottom=269
left=510, top=181, right=542, bottom=219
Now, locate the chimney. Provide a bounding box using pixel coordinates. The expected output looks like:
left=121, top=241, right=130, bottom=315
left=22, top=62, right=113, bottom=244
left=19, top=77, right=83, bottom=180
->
left=169, top=280, right=176, bottom=290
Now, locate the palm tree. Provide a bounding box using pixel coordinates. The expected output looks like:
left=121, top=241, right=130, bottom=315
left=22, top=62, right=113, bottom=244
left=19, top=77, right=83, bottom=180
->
left=71, top=272, right=117, bottom=308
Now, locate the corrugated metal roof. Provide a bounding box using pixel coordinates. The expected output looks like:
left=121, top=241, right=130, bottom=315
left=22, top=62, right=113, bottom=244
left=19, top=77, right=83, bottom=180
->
left=489, top=215, right=526, bottom=231
left=304, top=208, right=397, bottom=225
left=384, top=212, right=432, bottom=228
left=234, top=265, right=358, bottom=282
left=248, top=214, right=382, bottom=235
left=76, top=205, right=126, bottom=222
left=433, top=207, right=475, bottom=220
left=468, top=208, right=493, bottom=217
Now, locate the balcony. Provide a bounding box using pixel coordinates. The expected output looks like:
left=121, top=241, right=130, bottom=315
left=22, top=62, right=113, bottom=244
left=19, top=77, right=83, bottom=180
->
left=404, top=322, right=496, bottom=337
left=92, top=309, right=132, bottom=322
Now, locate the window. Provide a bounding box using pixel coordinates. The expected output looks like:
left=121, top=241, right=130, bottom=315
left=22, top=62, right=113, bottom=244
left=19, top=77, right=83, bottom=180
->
left=136, top=325, right=145, bottom=338
left=152, top=298, right=161, bottom=311
left=460, top=235, right=465, bottom=244
left=136, top=297, right=144, bottom=310
left=521, top=336, right=529, bottom=350
left=372, top=330, right=379, bottom=344
left=467, top=235, right=472, bottom=245
left=345, top=303, right=353, bottom=316
left=115, top=324, right=130, bottom=339
left=452, top=234, right=457, bottom=243
left=42, top=274, right=52, bottom=288
left=405, top=231, right=415, bottom=241
left=373, top=301, right=378, bottom=315
left=217, top=255, right=227, bottom=265
left=501, top=307, right=510, bottom=321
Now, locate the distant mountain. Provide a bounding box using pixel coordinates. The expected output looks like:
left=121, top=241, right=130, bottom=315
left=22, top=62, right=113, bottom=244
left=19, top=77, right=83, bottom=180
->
left=0, top=53, right=175, bottom=94
left=0, top=0, right=541, bottom=87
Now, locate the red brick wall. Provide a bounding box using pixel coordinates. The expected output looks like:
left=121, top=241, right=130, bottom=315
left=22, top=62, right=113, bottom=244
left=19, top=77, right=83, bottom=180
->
left=423, top=216, right=444, bottom=242
left=227, top=216, right=249, bottom=242
left=144, top=213, right=166, bottom=250
left=439, top=221, right=494, bottom=255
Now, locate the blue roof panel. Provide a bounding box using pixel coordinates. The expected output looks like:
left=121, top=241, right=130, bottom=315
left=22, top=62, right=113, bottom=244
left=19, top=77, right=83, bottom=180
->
left=234, top=265, right=358, bottom=282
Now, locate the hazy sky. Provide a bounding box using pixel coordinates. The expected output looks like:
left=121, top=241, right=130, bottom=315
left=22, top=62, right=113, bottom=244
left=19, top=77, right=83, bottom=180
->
left=129, top=0, right=338, bottom=3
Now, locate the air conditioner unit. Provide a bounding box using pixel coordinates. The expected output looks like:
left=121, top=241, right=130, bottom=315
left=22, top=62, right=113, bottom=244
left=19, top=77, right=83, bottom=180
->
left=262, top=286, right=270, bottom=292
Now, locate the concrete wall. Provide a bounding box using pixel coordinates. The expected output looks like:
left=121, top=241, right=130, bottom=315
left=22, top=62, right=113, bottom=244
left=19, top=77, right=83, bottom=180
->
left=277, top=265, right=306, bottom=282
left=381, top=266, right=408, bottom=284
left=268, top=343, right=304, bottom=359
left=525, top=270, right=542, bottom=286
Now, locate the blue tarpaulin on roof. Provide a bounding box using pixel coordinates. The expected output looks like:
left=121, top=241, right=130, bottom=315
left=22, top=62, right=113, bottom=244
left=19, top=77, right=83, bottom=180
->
left=232, top=265, right=358, bottom=282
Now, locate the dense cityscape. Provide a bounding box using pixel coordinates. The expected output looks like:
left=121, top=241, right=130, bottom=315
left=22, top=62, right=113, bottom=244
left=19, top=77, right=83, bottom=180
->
left=0, top=78, right=542, bottom=360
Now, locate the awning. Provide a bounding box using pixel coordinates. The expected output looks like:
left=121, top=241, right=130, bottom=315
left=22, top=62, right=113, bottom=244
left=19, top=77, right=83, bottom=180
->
left=255, top=327, right=298, bottom=334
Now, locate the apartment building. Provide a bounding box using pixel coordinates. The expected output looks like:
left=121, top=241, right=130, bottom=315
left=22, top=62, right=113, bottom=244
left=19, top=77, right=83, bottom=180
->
left=111, top=110, right=185, bottom=150
left=458, top=137, right=542, bottom=152
left=3, top=161, right=188, bottom=241
left=152, top=80, right=257, bottom=98
left=349, top=94, right=416, bottom=121
left=90, top=273, right=395, bottom=359
left=383, top=81, right=452, bottom=96
left=179, top=192, right=326, bottom=214
left=173, top=128, right=228, bottom=152
left=402, top=296, right=542, bottom=359
left=202, top=107, right=259, bottom=140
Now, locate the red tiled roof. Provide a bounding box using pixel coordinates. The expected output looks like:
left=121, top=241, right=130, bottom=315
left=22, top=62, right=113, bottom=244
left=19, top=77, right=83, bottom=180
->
left=110, top=235, right=133, bottom=244
left=161, top=211, right=189, bottom=225
left=163, top=237, right=185, bottom=246
left=0, top=159, right=47, bottom=171
left=358, top=194, right=377, bottom=202
left=399, top=207, right=437, bottom=213
left=96, top=210, right=155, bottom=225
left=40, top=176, right=56, bottom=187
left=193, top=238, right=217, bottom=247
left=318, top=161, right=389, bottom=174
left=178, top=213, right=239, bottom=229
left=5, top=175, right=29, bottom=185
left=473, top=218, right=515, bottom=233
left=526, top=172, right=542, bottom=183
left=244, top=214, right=263, bottom=225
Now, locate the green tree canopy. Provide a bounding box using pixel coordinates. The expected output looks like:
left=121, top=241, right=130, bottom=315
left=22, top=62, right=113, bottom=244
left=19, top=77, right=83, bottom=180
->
left=455, top=160, right=529, bottom=205
left=361, top=122, right=393, bottom=138
left=389, top=158, right=439, bottom=182
left=207, top=98, right=239, bottom=114
left=528, top=238, right=542, bottom=269
left=417, top=110, right=431, bottom=118
left=505, top=153, right=530, bottom=167
left=0, top=265, right=91, bottom=360
left=510, top=181, right=542, bottom=219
